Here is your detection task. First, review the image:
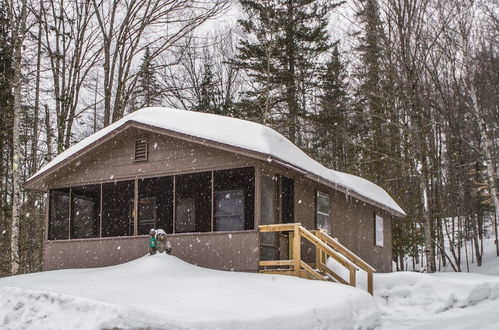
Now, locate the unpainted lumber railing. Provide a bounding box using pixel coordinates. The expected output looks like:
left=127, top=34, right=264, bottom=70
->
left=258, top=223, right=375, bottom=295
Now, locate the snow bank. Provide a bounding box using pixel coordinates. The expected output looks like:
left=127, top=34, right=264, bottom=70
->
left=375, top=271, right=499, bottom=314
left=0, top=254, right=380, bottom=330
left=375, top=271, right=499, bottom=329
left=0, top=286, right=170, bottom=330
left=27, top=107, right=404, bottom=216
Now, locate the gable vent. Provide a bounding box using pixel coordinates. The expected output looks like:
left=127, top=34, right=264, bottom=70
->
left=134, top=138, right=148, bottom=161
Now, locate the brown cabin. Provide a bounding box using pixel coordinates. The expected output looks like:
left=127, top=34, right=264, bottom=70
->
left=25, top=107, right=405, bottom=290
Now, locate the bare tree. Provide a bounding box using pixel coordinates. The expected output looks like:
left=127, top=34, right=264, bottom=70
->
left=39, top=0, right=102, bottom=152
left=90, top=0, right=229, bottom=125
left=6, top=0, right=29, bottom=275
left=160, top=30, right=242, bottom=115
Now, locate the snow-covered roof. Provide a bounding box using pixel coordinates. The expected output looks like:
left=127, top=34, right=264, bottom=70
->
left=28, top=107, right=405, bottom=216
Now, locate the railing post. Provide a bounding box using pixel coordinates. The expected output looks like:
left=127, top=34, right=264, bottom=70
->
left=367, top=271, right=373, bottom=295
left=293, top=224, right=301, bottom=277
left=315, top=230, right=321, bottom=269
left=349, top=266, right=356, bottom=287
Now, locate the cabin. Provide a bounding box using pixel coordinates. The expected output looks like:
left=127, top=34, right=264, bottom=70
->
left=24, top=107, right=405, bottom=292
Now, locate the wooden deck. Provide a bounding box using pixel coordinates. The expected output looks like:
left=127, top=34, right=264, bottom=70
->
left=258, top=223, right=375, bottom=295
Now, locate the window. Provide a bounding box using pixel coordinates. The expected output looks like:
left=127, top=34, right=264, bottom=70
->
left=175, top=172, right=211, bottom=233
left=215, top=190, right=245, bottom=231
left=138, top=197, right=156, bottom=233
left=138, top=176, right=173, bottom=235
left=214, top=167, right=254, bottom=231
left=71, top=184, right=100, bottom=239
left=176, top=197, right=196, bottom=232
left=48, top=188, right=70, bottom=240
left=134, top=137, right=148, bottom=161
left=316, top=191, right=331, bottom=234
left=281, top=176, right=294, bottom=223
left=102, top=180, right=135, bottom=237
left=375, top=214, right=384, bottom=247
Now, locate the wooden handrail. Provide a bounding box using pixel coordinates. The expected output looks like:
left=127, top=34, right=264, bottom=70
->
left=316, top=229, right=375, bottom=295
left=259, top=260, right=294, bottom=267
left=317, top=229, right=376, bottom=273
left=259, top=223, right=301, bottom=232
left=299, top=226, right=359, bottom=271
left=299, top=260, right=325, bottom=281
left=257, top=223, right=375, bottom=295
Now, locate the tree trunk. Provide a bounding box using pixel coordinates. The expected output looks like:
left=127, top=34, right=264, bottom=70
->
left=10, top=0, right=28, bottom=275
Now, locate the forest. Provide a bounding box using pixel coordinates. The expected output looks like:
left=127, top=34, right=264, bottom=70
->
left=0, top=0, right=497, bottom=276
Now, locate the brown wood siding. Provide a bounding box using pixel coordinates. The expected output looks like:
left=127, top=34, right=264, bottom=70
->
left=293, top=177, right=393, bottom=272
left=43, top=231, right=259, bottom=272
left=330, top=191, right=393, bottom=272
left=46, top=127, right=258, bottom=188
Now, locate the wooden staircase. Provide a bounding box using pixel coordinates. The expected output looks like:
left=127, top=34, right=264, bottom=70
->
left=258, top=223, right=375, bottom=295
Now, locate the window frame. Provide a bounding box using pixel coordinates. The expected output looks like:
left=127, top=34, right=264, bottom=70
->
left=214, top=189, right=246, bottom=231
left=374, top=213, right=384, bottom=247
left=315, top=190, right=331, bottom=234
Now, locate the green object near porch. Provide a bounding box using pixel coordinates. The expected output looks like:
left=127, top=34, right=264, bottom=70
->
left=149, top=237, right=157, bottom=248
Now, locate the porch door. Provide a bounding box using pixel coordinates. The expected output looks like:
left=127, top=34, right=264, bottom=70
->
left=260, top=174, right=279, bottom=260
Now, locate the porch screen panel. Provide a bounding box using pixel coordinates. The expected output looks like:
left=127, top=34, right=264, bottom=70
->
left=102, top=180, right=134, bottom=237
left=48, top=188, right=70, bottom=240
left=281, top=176, right=294, bottom=223
left=260, top=174, right=278, bottom=260
left=175, top=172, right=211, bottom=233
left=71, top=184, right=100, bottom=239
left=138, top=176, right=173, bottom=235
left=214, top=167, right=255, bottom=231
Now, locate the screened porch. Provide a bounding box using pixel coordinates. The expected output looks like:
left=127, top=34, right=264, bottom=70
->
left=47, top=167, right=255, bottom=240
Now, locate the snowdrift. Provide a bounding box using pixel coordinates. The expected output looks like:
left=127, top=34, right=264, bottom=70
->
left=0, top=254, right=379, bottom=330
left=374, top=271, right=499, bottom=329
left=376, top=271, right=499, bottom=313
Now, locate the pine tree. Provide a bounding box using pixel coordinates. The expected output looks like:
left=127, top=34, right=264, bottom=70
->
left=194, top=59, right=217, bottom=114
left=353, top=0, right=389, bottom=183
left=135, top=47, right=162, bottom=109
left=310, top=44, right=351, bottom=171
left=232, top=0, right=341, bottom=145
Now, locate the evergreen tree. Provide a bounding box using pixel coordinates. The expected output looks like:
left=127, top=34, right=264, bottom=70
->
left=353, top=0, right=390, bottom=183
left=232, top=0, right=341, bottom=145
left=310, top=44, right=351, bottom=171
left=135, top=47, right=162, bottom=109
left=194, top=59, right=217, bottom=114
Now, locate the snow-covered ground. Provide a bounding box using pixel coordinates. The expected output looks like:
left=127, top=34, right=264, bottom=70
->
left=1, top=249, right=498, bottom=329
left=0, top=254, right=379, bottom=330
left=375, top=232, right=499, bottom=330
left=375, top=271, right=499, bottom=329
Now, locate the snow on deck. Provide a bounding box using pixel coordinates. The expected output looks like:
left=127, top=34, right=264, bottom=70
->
left=0, top=254, right=379, bottom=330
left=28, top=107, right=405, bottom=216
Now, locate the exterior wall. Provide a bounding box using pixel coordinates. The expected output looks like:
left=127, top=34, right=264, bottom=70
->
left=330, top=191, right=393, bottom=272
left=43, top=230, right=259, bottom=272
left=48, top=126, right=257, bottom=188
left=38, top=124, right=395, bottom=273
left=293, top=177, right=394, bottom=272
